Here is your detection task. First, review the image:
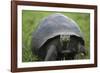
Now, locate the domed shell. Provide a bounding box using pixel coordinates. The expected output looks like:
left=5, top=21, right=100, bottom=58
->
left=31, top=13, right=84, bottom=49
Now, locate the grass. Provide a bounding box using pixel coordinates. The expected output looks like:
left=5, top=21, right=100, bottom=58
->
left=22, top=10, right=90, bottom=62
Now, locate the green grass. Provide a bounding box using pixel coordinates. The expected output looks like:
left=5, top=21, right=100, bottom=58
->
left=22, top=10, right=90, bottom=62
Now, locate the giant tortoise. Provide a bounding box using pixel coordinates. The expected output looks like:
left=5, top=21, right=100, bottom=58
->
left=31, top=13, right=86, bottom=61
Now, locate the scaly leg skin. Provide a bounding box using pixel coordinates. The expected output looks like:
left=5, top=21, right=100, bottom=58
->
left=45, top=44, right=57, bottom=61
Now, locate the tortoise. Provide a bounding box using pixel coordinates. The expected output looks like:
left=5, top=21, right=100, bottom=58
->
left=31, top=13, right=86, bottom=61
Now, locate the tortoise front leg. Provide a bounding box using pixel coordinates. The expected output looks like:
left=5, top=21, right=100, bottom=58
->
left=45, top=44, right=57, bottom=61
